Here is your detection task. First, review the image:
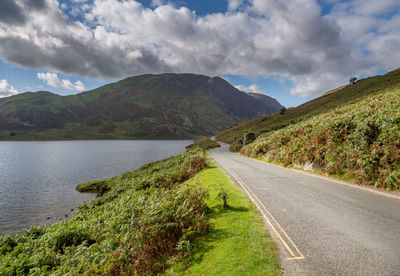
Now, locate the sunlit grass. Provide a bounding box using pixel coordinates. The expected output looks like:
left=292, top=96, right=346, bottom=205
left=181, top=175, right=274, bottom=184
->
left=166, top=157, right=281, bottom=275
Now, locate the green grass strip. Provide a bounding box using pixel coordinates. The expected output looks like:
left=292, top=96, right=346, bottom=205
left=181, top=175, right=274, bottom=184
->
left=166, top=156, right=281, bottom=275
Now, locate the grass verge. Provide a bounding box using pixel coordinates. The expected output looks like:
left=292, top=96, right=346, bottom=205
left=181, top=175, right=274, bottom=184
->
left=165, top=156, right=281, bottom=275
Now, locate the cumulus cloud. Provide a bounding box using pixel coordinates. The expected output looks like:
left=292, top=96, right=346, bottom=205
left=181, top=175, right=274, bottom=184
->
left=37, top=72, right=86, bottom=91
left=0, top=0, right=26, bottom=25
left=0, top=79, right=18, bottom=98
left=0, top=0, right=399, bottom=98
left=227, top=0, right=244, bottom=11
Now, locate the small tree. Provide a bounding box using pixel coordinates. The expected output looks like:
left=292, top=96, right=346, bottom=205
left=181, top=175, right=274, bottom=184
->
left=9, top=132, right=16, bottom=137
left=280, top=107, right=287, bottom=115
left=349, top=77, right=357, bottom=84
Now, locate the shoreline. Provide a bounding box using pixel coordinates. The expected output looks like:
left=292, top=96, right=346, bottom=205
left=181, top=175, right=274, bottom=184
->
left=0, top=138, right=281, bottom=275
left=0, top=140, right=191, bottom=236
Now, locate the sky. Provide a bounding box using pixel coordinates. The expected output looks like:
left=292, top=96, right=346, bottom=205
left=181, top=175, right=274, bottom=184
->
left=0, top=0, right=399, bottom=107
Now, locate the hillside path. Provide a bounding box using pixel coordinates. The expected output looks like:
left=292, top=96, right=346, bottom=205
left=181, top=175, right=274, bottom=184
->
left=209, top=144, right=400, bottom=275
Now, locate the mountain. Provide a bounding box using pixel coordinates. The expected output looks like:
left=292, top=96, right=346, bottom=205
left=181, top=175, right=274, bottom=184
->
left=0, top=73, right=283, bottom=140
left=247, top=93, right=283, bottom=112
left=216, top=67, right=400, bottom=190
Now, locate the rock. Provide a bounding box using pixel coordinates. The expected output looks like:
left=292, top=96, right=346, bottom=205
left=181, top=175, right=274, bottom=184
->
left=168, top=124, right=182, bottom=137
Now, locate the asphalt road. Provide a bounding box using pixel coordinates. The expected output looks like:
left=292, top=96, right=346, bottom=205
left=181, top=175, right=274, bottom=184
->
left=209, top=144, right=400, bottom=276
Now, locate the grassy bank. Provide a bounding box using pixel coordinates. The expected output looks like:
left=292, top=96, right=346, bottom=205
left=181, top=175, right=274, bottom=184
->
left=76, top=177, right=120, bottom=195
left=0, top=149, right=209, bottom=275
left=242, top=84, right=400, bottom=190
left=186, top=137, right=220, bottom=151
left=216, top=68, right=400, bottom=145
left=166, top=157, right=281, bottom=275
left=75, top=137, right=220, bottom=195
left=0, top=146, right=281, bottom=275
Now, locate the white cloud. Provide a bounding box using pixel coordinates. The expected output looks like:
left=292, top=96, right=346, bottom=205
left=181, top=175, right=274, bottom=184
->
left=235, top=84, right=268, bottom=95
left=37, top=72, right=86, bottom=91
left=228, top=0, right=243, bottom=11
left=0, top=0, right=399, bottom=98
left=151, top=0, right=164, bottom=7
left=0, top=79, right=18, bottom=98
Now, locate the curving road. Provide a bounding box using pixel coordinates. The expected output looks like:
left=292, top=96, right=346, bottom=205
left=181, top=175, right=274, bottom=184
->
left=209, top=144, right=400, bottom=275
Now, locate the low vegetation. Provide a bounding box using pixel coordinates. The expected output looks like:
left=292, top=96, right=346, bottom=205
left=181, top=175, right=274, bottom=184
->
left=242, top=83, right=400, bottom=190
left=185, top=137, right=220, bottom=151
left=76, top=178, right=120, bottom=196
left=229, top=131, right=256, bottom=152
left=0, top=149, right=209, bottom=275
left=217, top=68, right=400, bottom=145
left=0, top=146, right=281, bottom=275
left=166, top=158, right=281, bottom=275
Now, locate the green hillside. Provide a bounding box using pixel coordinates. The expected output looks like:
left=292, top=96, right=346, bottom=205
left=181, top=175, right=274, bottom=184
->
left=0, top=74, right=283, bottom=140
left=216, top=68, right=400, bottom=144
left=217, top=68, right=400, bottom=190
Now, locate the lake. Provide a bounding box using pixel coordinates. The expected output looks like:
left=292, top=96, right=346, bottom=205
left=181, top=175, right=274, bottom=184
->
left=0, top=140, right=191, bottom=235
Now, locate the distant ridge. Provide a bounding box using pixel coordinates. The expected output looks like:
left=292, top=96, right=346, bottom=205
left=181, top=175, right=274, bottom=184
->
left=247, top=93, right=283, bottom=112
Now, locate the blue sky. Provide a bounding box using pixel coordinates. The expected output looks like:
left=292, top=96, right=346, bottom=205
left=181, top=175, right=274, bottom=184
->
left=0, top=0, right=399, bottom=107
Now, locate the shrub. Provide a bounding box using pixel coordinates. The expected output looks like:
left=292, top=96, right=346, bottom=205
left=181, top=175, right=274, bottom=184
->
left=243, top=132, right=256, bottom=145
left=229, top=139, right=243, bottom=152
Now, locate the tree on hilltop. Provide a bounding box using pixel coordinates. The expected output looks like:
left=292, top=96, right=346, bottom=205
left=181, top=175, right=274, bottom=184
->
left=350, top=77, right=357, bottom=84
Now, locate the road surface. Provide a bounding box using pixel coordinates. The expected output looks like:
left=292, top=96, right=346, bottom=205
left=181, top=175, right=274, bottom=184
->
left=209, top=144, right=400, bottom=275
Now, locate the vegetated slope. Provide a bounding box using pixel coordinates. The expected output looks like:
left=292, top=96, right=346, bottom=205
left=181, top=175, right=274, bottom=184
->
left=185, top=137, right=221, bottom=151
left=239, top=69, right=400, bottom=190
left=0, top=149, right=209, bottom=275
left=0, top=74, right=283, bottom=140
left=216, top=68, right=400, bottom=144
left=0, top=148, right=282, bottom=275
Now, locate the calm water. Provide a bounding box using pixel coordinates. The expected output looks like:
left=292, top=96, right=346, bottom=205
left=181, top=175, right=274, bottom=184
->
left=0, top=140, right=190, bottom=235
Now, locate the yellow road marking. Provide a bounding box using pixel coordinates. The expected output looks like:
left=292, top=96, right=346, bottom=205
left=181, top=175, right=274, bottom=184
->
left=287, top=256, right=306, bottom=261
left=211, top=157, right=305, bottom=261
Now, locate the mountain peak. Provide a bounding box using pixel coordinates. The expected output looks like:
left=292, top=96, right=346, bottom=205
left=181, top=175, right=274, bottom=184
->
left=0, top=73, right=284, bottom=140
